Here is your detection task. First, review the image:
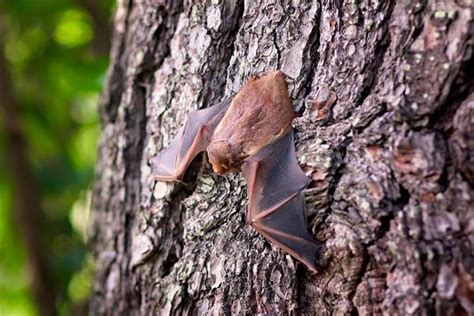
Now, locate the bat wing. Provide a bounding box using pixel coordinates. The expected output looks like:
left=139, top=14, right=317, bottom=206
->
left=153, top=96, right=233, bottom=181
left=241, top=129, right=321, bottom=272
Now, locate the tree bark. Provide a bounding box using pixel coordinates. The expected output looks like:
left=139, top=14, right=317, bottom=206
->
left=90, top=1, right=473, bottom=315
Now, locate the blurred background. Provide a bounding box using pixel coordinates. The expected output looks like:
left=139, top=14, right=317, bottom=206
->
left=0, top=0, right=115, bottom=314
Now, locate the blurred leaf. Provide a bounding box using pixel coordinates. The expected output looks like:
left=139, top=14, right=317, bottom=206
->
left=71, top=94, right=99, bottom=124
left=54, top=9, right=93, bottom=48
left=68, top=255, right=94, bottom=302
left=0, top=174, right=36, bottom=316
left=70, top=124, right=99, bottom=169
left=70, top=190, right=91, bottom=242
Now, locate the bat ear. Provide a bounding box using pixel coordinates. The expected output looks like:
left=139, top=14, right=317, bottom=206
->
left=248, top=74, right=260, bottom=81
left=272, top=70, right=285, bottom=79
left=261, top=70, right=286, bottom=80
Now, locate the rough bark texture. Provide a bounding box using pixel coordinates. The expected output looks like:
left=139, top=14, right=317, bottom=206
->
left=90, top=1, right=473, bottom=315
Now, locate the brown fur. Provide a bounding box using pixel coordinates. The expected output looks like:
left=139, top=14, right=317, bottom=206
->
left=208, top=71, right=295, bottom=174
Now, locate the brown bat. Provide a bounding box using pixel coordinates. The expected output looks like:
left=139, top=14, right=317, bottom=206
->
left=153, top=71, right=321, bottom=272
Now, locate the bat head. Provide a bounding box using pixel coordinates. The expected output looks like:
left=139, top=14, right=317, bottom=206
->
left=207, top=139, right=247, bottom=175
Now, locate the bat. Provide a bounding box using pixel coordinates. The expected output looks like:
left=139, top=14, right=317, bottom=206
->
left=153, top=71, right=321, bottom=272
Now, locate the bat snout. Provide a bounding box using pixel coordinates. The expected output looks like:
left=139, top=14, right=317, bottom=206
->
left=210, top=161, right=239, bottom=176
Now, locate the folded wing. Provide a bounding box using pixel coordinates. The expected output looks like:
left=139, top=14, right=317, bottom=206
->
left=153, top=96, right=233, bottom=181
left=241, top=129, right=321, bottom=272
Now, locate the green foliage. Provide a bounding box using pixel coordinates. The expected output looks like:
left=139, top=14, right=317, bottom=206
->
left=0, top=0, right=115, bottom=314
left=0, top=174, right=36, bottom=316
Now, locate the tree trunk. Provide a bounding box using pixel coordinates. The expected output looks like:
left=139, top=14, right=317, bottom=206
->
left=90, top=1, right=473, bottom=315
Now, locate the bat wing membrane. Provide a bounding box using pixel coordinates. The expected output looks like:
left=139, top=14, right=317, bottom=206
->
left=153, top=96, right=233, bottom=181
left=242, top=130, right=321, bottom=272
